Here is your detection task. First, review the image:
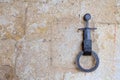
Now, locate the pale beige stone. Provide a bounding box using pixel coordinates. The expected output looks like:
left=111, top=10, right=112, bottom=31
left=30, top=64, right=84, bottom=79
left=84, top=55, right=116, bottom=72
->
left=0, top=2, right=27, bottom=41
left=52, top=22, right=82, bottom=68
left=116, top=7, right=120, bottom=24
left=0, top=0, right=120, bottom=80
left=0, top=65, right=19, bottom=80
left=15, top=39, right=51, bottom=80
left=50, top=23, right=119, bottom=80
left=116, top=0, right=120, bottom=6
left=25, top=2, right=52, bottom=41
left=94, top=24, right=116, bottom=62
left=13, top=0, right=117, bottom=24
left=116, top=25, right=120, bottom=61
left=114, top=25, right=120, bottom=79
left=0, top=39, right=16, bottom=66
left=0, top=0, right=13, bottom=3
left=51, top=23, right=117, bottom=80
left=80, top=0, right=117, bottom=23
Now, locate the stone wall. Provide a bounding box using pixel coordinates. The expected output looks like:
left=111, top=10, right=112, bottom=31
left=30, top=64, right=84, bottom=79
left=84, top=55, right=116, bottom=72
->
left=0, top=0, right=120, bottom=80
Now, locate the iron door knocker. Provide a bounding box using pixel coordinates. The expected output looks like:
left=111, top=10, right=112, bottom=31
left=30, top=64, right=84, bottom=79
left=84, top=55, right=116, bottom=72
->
left=76, top=13, right=99, bottom=72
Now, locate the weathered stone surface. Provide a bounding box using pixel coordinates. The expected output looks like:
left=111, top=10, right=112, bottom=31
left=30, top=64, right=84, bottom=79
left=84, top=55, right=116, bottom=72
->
left=0, top=39, right=16, bottom=66
left=25, top=2, right=52, bottom=41
left=52, top=22, right=82, bottom=68
left=0, top=2, right=27, bottom=41
left=51, top=23, right=117, bottom=80
left=52, top=23, right=115, bottom=67
left=0, top=0, right=120, bottom=80
left=94, top=24, right=116, bottom=62
left=0, top=65, right=19, bottom=80
left=116, top=0, right=120, bottom=6
left=15, top=39, right=51, bottom=80
left=115, top=25, right=120, bottom=79
left=116, top=7, right=120, bottom=24
left=80, top=0, right=117, bottom=23
left=0, top=0, right=13, bottom=3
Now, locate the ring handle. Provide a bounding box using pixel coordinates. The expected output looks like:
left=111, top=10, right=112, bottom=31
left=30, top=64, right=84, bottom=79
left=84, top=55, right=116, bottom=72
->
left=76, top=51, right=99, bottom=72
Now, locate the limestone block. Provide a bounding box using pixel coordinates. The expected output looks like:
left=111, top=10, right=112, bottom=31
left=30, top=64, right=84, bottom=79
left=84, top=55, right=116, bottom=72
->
left=52, top=22, right=82, bottom=68
left=116, top=7, right=120, bottom=24
left=23, top=0, right=117, bottom=23
left=50, top=71, right=64, bottom=80
left=0, top=65, right=19, bottom=80
left=19, top=0, right=117, bottom=23
left=80, top=0, right=117, bottom=23
left=15, top=39, right=51, bottom=80
left=114, top=25, right=120, bottom=79
left=24, top=0, right=117, bottom=23
left=0, top=0, right=13, bottom=3
left=50, top=24, right=116, bottom=80
left=116, top=25, right=120, bottom=61
left=0, top=0, right=119, bottom=80
left=25, top=2, right=53, bottom=41
left=94, top=24, right=116, bottom=62
left=51, top=23, right=117, bottom=80
left=116, top=0, right=120, bottom=6
left=0, top=39, right=16, bottom=66
left=0, top=2, right=27, bottom=41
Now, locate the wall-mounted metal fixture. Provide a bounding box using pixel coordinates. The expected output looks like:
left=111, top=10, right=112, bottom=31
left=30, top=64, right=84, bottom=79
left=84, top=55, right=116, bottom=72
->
left=76, top=13, right=99, bottom=72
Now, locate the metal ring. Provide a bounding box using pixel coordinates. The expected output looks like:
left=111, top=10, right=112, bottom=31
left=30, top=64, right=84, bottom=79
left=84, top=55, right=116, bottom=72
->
left=76, top=51, right=99, bottom=72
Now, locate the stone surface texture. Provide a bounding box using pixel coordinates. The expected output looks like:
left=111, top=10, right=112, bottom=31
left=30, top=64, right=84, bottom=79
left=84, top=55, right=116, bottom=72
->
left=0, top=0, right=120, bottom=80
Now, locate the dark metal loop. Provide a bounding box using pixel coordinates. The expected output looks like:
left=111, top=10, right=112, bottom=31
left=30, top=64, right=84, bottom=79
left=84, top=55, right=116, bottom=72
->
left=83, top=13, right=91, bottom=21
left=76, top=51, right=99, bottom=72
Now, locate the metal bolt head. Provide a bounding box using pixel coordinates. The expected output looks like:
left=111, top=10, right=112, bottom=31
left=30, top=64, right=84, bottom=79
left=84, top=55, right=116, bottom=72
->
left=84, top=13, right=91, bottom=21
